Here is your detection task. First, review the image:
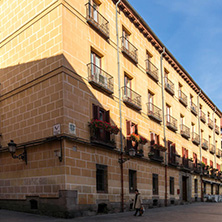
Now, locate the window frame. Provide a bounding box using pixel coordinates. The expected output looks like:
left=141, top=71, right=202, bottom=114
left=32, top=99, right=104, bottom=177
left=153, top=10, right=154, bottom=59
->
left=129, top=169, right=137, bottom=193
left=96, top=164, right=108, bottom=193
left=152, top=173, right=159, bottom=195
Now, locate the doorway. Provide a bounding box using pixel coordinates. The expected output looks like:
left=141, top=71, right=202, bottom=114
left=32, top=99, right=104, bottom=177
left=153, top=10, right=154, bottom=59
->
left=182, top=176, right=188, bottom=201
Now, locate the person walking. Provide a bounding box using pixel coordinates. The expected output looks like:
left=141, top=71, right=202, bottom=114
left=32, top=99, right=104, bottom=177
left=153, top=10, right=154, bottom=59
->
left=133, top=189, right=142, bottom=216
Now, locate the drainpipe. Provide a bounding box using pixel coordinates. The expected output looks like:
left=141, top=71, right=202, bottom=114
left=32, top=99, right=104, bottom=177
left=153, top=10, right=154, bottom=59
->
left=213, top=107, right=216, bottom=168
left=197, top=90, right=203, bottom=201
left=116, top=0, right=124, bottom=212
left=160, top=47, right=167, bottom=206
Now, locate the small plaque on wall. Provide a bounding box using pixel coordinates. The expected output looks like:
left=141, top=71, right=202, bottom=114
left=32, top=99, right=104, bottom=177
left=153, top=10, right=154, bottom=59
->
left=69, top=123, right=76, bottom=135
left=53, top=124, right=61, bottom=135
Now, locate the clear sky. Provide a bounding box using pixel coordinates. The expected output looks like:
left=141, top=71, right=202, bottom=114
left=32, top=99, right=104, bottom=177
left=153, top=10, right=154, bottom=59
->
left=127, top=0, right=222, bottom=111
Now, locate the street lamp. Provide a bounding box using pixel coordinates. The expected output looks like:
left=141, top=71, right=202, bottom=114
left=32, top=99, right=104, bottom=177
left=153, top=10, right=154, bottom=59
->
left=8, top=140, right=27, bottom=164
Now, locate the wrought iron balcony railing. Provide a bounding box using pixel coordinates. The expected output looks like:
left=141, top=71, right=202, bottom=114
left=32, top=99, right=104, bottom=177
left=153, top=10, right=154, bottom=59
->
left=121, top=36, right=138, bottom=64
left=215, top=125, right=220, bottom=135
left=87, top=63, right=114, bottom=94
left=86, top=3, right=109, bottom=39
left=192, top=132, right=200, bottom=145
left=168, top=152, right=180, bottom=167
left=209, top=144, right=215, bottom=154
left=190, top=102, right=197, bottom=116
left=200, top=110, right=206, bottom=123
left=180, top=157, right=193, bottom=171
left=216, top=148, right=221, bottom=157
left=145, top=59, right=159, bottom=82
left=122, top=86, right=142, bottom=110
left=178, top=90, right=188, bottom=107
left=201, top=139, right=208, bottom=150
left=180, top=124, right=190, bottom=139
left=164, top=77, right=175, bottom=95
left=147, top=102, right=162, bottom=123
left=166, top=115, right=178, bottom=132
left=208, top=118, right=214, bottom=129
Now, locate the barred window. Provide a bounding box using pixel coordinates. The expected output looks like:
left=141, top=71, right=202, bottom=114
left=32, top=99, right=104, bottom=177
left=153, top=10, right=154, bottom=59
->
left=96, top=164, right=108, bottom=193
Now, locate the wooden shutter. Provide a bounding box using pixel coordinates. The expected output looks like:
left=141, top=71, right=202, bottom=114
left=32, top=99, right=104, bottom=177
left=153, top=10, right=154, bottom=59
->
left=93, top=104, right=99, bottom=120
left=210, top=160, right=213, bottom=168
left=126, top=120, right=131, bottom=150
left=172, top=143, right=176, bottom=163
left=156, top=135, right=160, bottom=145
left=150, top=132, right=155, bottom=146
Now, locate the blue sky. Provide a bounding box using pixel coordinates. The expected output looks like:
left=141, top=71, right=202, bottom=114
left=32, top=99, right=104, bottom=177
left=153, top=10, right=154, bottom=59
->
left=128, top=0, right=222, bottom=111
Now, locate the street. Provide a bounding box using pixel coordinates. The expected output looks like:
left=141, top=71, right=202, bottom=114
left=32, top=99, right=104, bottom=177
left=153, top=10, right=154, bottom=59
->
left=0, top=202, right=222, bottom=222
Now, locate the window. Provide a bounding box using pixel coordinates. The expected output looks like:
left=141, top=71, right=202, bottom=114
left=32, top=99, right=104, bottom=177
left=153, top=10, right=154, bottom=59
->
left=122, top=28, right=130, bottom=50
left=193, top=153, right=197, bottom=168
left=126, top=120, right=138, bottom=150
left=210, top=160, right=213, bottom=168
left=211, top=184, right=213, bottom=195
left=96, top=164, right=108, bottom=192
left=191, top=123, right=195, bottom=133
left=201, top=130, right=203, bottom=141
left=217, top=164, right=221, bottom=171
left=93, top=104, right=110, bottom=142
left=209, top=135, right=211, bottom=147
left=182, top=147, right=188, bottom=167
left=146, top=51, right=153, bottom=69
left=180, top=114, right=184, bottom=125
left=216, top=185, right=220, bottom=195
left=89, top=0, right=99, bottom=22
left=148, top=91, right=154, bottom=111
left=91, top=51, right=101, bottom=81
left=150, top=132, right=160, bottom=157
left=202, top=157, right=207, bottom=166
left=190, top=94, right=193, bottom=105
left=152, top=174, right=158, bottom=195
left=166, top=104, right=171, bottom=122
left=178, top=83, right=182, bottom=96
left=129, top=170, right=137, bottom=193
left=203, top=182, right=206, bottom=194
left=194, top=179, right=198, bottom=194
left=168, top=141, right=176, bottom=164
left=124, top=74, right=132, bottom=98
left=170, top=177, right=174, bottom=195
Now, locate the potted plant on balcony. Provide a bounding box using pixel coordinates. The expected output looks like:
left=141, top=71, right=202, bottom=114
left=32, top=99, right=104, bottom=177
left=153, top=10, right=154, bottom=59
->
left=130, top=133, right=140, bottom=143
left=139, top=136, right=147, bottom=145
left=153, top=144, right=167, bottom=152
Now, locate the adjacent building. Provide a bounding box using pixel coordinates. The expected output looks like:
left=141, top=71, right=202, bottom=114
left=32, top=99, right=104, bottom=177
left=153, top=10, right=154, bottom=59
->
left=0, top=0, right=221, bottom=218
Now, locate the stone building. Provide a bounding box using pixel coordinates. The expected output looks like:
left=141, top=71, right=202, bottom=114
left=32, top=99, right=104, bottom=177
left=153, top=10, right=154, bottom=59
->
left=0, top=0, right=221, bottom=218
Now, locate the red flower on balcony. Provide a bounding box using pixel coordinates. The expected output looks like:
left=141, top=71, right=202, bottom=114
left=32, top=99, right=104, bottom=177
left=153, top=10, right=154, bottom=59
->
left=88, top=119, right=119, bottom=135
left=153, top=144, right=166, bottom=152
left=130, top=133, right=147, bottom=145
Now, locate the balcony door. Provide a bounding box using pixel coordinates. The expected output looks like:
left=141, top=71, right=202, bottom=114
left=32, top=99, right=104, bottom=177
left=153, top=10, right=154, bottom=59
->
left=126, top=120, right=138, bottom=151
left=89, top=0, right=99, bottom=22
left=124, top=75, right=132, bottom=99
left=182, top=176, right=188, bottom=201
left=148, top=91, right=154, bottom=112
left=166, top=104, right=170, bottom=122
left=150, top=132, right=160, bottom=157
left=122, top=29, right=129, bottom=50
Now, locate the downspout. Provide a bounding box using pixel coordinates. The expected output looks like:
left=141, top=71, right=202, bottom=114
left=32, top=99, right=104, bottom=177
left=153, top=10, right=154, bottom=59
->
left=160, top=47, right=167, bottom=206
left=197, top=90, right=203, bottom=201
left=116, top=0, right=124, bottom=212
left=213, top=107, right=216, bottom=168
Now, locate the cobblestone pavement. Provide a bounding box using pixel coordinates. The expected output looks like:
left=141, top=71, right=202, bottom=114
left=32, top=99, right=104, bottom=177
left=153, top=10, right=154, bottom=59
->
left=0, top=202, right=222, bottom=222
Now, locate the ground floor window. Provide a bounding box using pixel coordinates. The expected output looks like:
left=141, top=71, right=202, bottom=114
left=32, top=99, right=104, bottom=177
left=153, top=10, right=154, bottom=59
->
left=203, top=182, right=206, bottom=195
left=153, top=174, right=159, bottom=195
left=96, top=164, right=108, bottom=193
left=211, top=184, right=213, bottom=195
left=170, top=177, right=174, bottom=195
left=129, top=170, right=137, bottom=193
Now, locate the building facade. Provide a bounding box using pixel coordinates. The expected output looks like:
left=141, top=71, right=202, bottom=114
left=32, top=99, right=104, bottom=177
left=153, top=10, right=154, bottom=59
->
left=0, top=0, right=222, bottom=218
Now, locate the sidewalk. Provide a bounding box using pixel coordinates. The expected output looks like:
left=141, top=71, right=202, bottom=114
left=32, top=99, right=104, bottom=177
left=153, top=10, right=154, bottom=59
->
left=0, top=202, right=222, bottom=222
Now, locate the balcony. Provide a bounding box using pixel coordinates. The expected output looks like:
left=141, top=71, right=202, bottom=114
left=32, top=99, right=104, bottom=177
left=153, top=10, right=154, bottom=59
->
left=216, top=148, right=221, bottom=158
left=87, top=63, right=114, bottom=94
left=178, top=90, right=188, bottom=107
left=168, top=153, right=180, bottom=167
left=192, top=132, right=200, bottom=145
left=121, top=36, right=138, bottom=64
left=149, top=148, right=164, bottom=163
left=122, top=86, right=142, bottom=111
left=180, top=124, right=190, bottom=139
left=215, top=125, right=220, bottom=135
left=190, top=102, right=197, bottom=116
left=164, top=77, right=175, bottom=95
left=193, top=163, right=202, bottom=174
left=180, top=157, right=193, bottom=171
left=201, top=139, right=208, bottom=150
left=200, top=110, right=206, bottom=123
left=209, top=144, right=215, bottom=154
left=86, top=3, right=109, bottom=39
left=147, top=102, right=162, bottom=123
left=208, top=118, right=214, bottom=129
left=145, top=60, right=159, bottom=82
left=166, top=115, right=178, bottom=132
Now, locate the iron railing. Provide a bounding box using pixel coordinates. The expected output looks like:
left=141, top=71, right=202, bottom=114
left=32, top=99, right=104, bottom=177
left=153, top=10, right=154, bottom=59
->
left=164, top=77, right=175, bottom=95
left=215, top=125, right=220, bottom=135
left=178, top=90, right=188, bottom=107
left=192, top=132, right=200, bottom=145
left=166, top=114, right=178, bottom=132
left=209, top=144, right=215, bottom=154
left=87, top=63, right=113, bottom=94
left=200, top=110, right=206, bottom=123
left=86, top=3, right=109, bottom=38
left=147, top=102, right=162, bottom=122
left=122, top=86, right=141, bottom=110
left=145, top=59, right=159, bottom=82
left=208, top=118, right=214, bottom=129
left=201, top=139, right=208, bottom=150
left=190, top=102, right=197, bottom=115
left=180, top=124, right=190, bottom=139
left=121, top=36, right=138, bottom=63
